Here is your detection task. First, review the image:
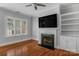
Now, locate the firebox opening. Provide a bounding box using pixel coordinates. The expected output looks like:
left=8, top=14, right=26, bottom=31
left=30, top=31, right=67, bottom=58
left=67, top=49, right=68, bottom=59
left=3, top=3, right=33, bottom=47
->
left=41, top=34, right=54, bottom=49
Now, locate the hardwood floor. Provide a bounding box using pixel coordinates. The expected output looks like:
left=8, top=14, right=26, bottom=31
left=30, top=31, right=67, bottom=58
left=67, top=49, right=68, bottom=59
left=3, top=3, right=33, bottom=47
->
left=0, top=39, right=79, bottom=56
left=26, top=44, right=79, bottom=56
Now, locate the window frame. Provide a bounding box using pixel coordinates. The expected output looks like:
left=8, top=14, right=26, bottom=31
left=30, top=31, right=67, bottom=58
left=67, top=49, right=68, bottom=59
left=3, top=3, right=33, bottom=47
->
left=5, top=16, right=28, bottom=37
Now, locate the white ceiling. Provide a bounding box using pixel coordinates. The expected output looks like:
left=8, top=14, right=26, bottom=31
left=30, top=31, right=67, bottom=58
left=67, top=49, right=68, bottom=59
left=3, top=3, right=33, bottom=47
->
left=0, top=3, right=59, bottom=16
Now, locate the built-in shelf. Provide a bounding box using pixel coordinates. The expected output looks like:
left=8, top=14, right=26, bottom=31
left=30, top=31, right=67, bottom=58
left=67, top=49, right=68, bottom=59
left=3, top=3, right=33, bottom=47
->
left=62, top=23, right=79, bottom=25
left=61, top=34, right=79, bottom=37
left=61, top=11, right=79, bottom=17
left=61, top=4, right=79, bottom=37
left=62, top=18, right=79, bottom=21
left=62, top=29, right=79, bottom=31
left=60, top=4, right=79, bottom=53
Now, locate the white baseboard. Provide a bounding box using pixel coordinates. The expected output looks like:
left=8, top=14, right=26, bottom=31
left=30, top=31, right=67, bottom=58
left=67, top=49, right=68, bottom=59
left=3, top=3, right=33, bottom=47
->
left=0, top=38, right=33, bottom=47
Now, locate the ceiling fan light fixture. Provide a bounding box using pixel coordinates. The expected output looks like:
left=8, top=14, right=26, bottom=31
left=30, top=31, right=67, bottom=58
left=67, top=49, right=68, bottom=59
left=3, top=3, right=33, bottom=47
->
left=25, top=3, right=46, bottom=10
left=34, top=5, right=37, bottom=10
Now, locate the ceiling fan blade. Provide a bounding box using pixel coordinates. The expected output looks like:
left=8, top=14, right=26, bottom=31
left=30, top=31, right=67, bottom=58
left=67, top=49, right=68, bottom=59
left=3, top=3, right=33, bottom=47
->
left=25, top=4, right=32, bottom=7
left=36, top=3, right=46, bottom=7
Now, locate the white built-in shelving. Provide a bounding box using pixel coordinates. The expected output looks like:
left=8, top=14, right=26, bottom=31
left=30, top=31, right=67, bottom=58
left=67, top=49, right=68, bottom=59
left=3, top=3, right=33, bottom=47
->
left=62, top=29, right=79, bottom=31
left=62, top=18, right=79, bottom=21
left=61, top=11, right=79, bottom=17
left=60, top=4, right=79, bottom=52
left=61, top=4, right=79, bottom=37
left=62, top=23, right=79, bottom=25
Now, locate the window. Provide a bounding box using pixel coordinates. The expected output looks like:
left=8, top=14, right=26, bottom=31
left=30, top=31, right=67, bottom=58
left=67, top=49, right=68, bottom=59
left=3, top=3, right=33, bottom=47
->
left=6, top=17, right=27, bottom=37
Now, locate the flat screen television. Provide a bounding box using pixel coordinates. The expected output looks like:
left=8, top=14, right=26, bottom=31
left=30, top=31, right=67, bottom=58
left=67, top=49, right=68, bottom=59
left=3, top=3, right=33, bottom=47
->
left=39, top=14, right=57, bottom=28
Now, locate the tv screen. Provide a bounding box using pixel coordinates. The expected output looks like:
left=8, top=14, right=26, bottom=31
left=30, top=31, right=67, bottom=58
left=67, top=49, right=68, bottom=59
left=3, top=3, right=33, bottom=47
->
left=39, top=14, right=57, bottom=28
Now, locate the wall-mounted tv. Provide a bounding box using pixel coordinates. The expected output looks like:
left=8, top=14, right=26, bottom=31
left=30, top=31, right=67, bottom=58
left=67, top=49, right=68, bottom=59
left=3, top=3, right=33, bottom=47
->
left=39, top=14, right=57, bottom=28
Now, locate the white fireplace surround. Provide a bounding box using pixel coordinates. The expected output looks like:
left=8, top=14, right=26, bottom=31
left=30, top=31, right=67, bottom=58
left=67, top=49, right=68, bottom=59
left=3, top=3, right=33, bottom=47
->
left=32, top=27, right=59, bottom=48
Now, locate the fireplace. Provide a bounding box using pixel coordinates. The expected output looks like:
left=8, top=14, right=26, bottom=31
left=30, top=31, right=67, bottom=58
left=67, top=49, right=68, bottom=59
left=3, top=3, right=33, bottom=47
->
left=41, top=34, right=54, bottom=49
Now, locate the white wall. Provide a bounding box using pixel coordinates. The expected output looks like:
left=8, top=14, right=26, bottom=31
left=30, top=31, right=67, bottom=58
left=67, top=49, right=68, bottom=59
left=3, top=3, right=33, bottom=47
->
left=32, top=4, right=61, bottom=48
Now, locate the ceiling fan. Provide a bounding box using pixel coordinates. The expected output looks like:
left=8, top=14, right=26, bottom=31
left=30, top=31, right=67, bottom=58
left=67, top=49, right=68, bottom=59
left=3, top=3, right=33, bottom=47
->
left=25, top=3, right=46, bottom=10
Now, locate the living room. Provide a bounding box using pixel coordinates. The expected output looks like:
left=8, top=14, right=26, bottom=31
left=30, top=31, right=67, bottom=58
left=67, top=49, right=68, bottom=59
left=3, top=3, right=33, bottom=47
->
left=0, top=3, right=79, bottom=56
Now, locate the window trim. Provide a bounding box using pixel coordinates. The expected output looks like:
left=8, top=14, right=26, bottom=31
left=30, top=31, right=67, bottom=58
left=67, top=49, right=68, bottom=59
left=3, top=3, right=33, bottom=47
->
left=5, top=16, right=28, bottom=37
